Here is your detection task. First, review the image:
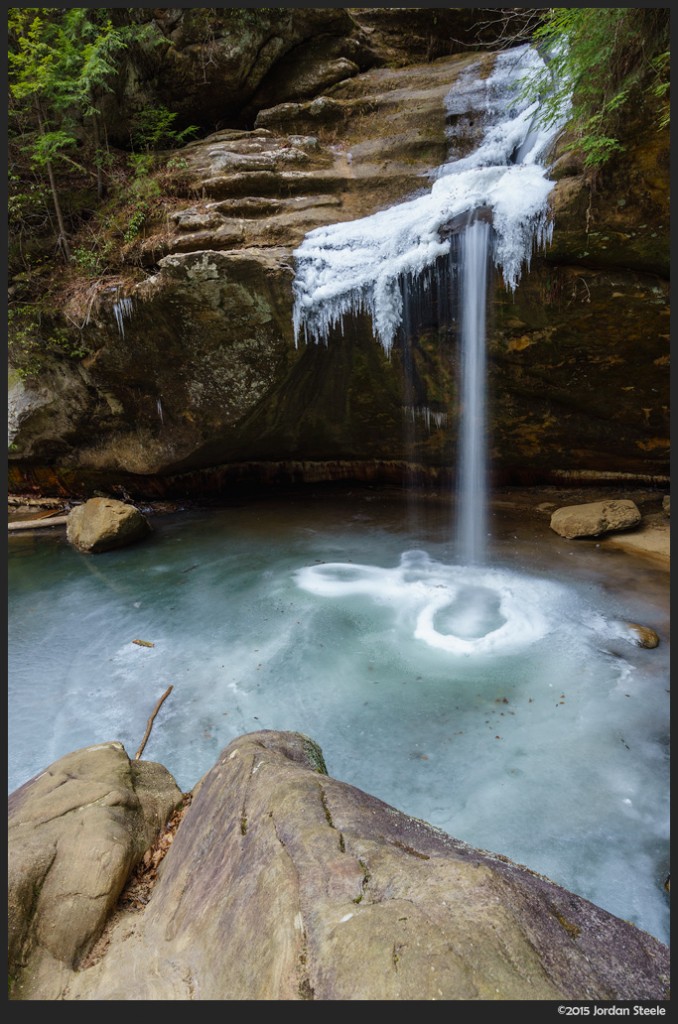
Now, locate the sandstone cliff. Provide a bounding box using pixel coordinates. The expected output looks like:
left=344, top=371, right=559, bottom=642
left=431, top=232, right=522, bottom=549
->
left=8, top=9, right=669, bottom=498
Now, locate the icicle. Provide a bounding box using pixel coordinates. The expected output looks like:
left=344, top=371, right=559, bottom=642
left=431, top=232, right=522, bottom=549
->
left=113, top=296, right=134, bottom=340
left=291, top=43, right=567, bottom=353
left=405, top=406, right=448, bottom=432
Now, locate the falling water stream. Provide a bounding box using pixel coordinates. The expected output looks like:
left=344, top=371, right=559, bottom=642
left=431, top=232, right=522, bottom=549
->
left=7, top=44, right=669, bottom=945
left=456, top=219, right=490, bottom=565
left=292, top=43, right=569, bottom=668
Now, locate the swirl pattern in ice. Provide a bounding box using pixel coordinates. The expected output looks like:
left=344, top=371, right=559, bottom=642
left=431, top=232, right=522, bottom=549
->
left=296, top=550, right=566, bottom=656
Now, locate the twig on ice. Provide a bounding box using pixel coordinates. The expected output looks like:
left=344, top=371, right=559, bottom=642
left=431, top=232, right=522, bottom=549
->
left=134, top=686, right=173, bottom=760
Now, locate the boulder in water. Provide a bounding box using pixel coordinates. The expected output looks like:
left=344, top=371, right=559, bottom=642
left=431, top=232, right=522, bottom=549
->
left=549, top=499, right=641, bottom=539
left=66, top=497, right=151, bottom=553
left=626, top=622, right=660, bottom=649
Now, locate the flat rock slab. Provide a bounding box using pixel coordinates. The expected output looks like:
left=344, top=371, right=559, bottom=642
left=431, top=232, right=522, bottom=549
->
left=602, top=513, right=670, bottom=569
left=15, top=731, right=669, bottom=1001
left=550, top=499, right=641, bottom=539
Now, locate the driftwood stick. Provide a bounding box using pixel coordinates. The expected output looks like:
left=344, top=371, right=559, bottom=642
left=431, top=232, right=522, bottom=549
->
left=135, top=685, right=173, bottom=760
left=8, top=515, right=70, bottom=531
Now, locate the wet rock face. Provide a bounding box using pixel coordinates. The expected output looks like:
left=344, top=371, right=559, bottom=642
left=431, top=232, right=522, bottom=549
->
left=547, top=99, right=670, bottom=279
left=8, top=732, right=670, bottom=1001
left=8, top=20, right=669, bottom=497
left=9, top=55, right=464, bottom=486
left=488, top=262, right=669, bottom=480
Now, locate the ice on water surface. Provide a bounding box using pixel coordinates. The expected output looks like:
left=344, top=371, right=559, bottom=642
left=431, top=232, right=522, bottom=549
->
left=7, top=510, right=670, bottom=945
left=296, top=551, right=559, bottom=656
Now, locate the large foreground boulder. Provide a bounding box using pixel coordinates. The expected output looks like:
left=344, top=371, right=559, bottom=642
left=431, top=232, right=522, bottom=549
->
left=8, top=742, right=183, bottom=999
left=8, top=731, right=670, bottom=1000
left=66, top=497, right=152, bottom=553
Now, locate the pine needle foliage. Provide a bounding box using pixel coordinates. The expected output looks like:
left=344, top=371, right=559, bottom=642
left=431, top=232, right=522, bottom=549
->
left=523, top=8, right=670, bottom=168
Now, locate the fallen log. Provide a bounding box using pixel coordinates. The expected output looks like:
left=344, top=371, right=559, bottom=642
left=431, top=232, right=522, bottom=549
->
left=8, top=515, right=70, bottom=532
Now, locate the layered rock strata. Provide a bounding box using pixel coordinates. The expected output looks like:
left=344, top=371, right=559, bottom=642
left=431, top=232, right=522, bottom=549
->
left=8, top=29, right=669, bottom=497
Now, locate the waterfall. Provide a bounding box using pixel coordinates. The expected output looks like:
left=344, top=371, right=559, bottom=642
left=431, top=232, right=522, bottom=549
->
left=292, top=45, right=564, bottom=350
left=291, top=43, right=568, bottom=558
left=456, top=219, right=490, bottom=564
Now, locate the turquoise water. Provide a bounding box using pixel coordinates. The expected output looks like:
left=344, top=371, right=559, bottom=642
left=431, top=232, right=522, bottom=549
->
left=8, top=491, right=670, bottom=944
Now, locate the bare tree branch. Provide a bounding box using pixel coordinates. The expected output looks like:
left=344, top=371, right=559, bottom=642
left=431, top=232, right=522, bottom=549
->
left=134, top=685, right=173, bottom=760
left=448, top=8, right=547, bottom=52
